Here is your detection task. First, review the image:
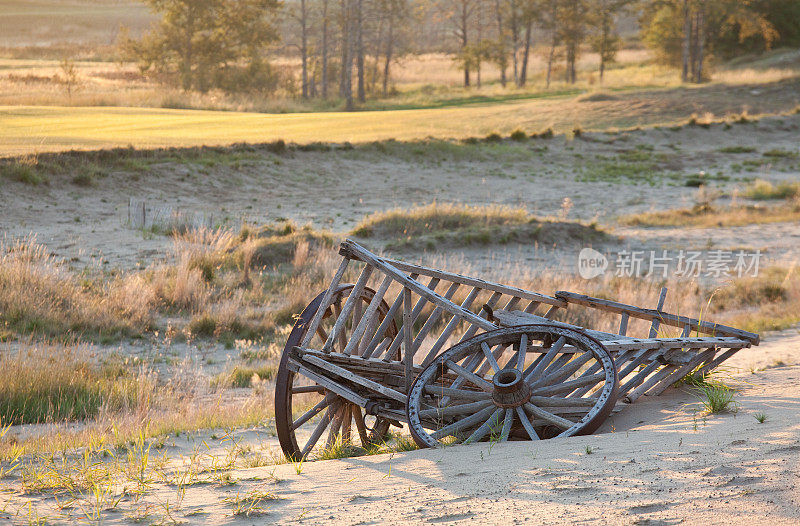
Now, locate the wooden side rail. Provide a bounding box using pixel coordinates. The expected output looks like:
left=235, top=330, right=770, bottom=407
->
left=340, top=239, right=566, bottom=308
left=554, top=291, right=760, bottom=345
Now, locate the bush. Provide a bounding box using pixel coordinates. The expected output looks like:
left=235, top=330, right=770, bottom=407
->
left=509, top=129, right=528, bottom=141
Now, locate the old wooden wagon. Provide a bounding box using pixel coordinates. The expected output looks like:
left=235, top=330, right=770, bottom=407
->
left=275, top=240, right=759, bottom=458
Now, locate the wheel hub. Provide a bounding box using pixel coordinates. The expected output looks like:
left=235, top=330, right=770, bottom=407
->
left=491, top=368, right=531, bottom=408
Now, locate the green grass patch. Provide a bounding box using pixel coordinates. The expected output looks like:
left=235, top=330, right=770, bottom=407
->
left=212, top=365, right=277, bottom=388
left=619, top=203, right=800, bottom=227
left=718, top=146, right=756, bottom=154
left=742, top=179, right=800, bottom=200
left=0, top=346, right=150, bottom=425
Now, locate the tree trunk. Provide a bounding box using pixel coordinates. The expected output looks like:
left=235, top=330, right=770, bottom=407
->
left=340, top=0, right=347, bottom=98
left=681, top=0, right=690, bottom=83
left=461, top=1, right=470, bottom=87
left=694, top=8, right=704, bottom=82
left=519, top=18, right=532, bottom=86
left=300, top=0, right=308, bottom=98
left=322, top=0, right=329, bottom=97
left=383, top=17, right=393, bottom=96
left=546, top=0, right=557, bottom=89
left=510, top=0, right=519, bottom=85
left=494, top=0, right=506, bottom=87
left=356, top=0, right=365, bottom=102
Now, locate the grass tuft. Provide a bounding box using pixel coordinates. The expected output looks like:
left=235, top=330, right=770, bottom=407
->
left=742, top=179, right=800, bottom=200
left=0, top=344, right=152, bottom=425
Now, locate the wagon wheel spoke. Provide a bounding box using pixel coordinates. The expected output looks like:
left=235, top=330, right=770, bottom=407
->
left=326, top=405, right=346, bottom=448
left=291, top=385, right=325, bottom=394
left=530, top=353, right=594, bottom=390
left=291, top=393, right=336, bottom=431
left=423, top=386, right=490, bottom=401
left=523, top=402, right=576, bottom=430
left=476, top=342, right=511, bottom=376
left=418, top=400, right=493, bottom=419
left=515, top=406, right=540, bottom=440
left=431, top=404, right=497, bottom=440
left=316, top=325, right=329, bottom=342
left=352, top=405, right=370, bottom=445
left=341, top=405, right=352, bottom=444
left=523, top=336, right=566, bottom=383
left=499, top=408, right=514, bottom=441
left=463, top=408, right=504, bottom=444
left=515, top=334, right=528, bottom=371
left=445, top=360, right=493, bottom=392
left=480, top=342, right=501, bottom=373
left=301, top=402, right=339, bottom=458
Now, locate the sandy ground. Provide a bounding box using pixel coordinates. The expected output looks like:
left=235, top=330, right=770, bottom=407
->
left=7, top=337, right=799, bottom=525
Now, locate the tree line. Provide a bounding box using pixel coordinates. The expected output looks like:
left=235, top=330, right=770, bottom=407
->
left=121, top=0, right=800, bottom=107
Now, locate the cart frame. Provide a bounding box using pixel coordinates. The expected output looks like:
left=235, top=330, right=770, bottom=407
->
left=275, top=240, right=758, bottom=458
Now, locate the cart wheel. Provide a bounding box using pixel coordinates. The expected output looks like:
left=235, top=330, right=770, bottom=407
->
left=275, top=284, right=398, bottom=461
left=407, top=325, right=618, bottom=448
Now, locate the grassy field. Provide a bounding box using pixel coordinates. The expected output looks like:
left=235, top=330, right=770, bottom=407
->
left=2, top=74, right=800, bottom=156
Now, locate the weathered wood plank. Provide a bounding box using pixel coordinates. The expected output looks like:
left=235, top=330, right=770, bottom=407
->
left=302, top=257, right=350, bottom=347
left=554, top=290, right=759, bottom=344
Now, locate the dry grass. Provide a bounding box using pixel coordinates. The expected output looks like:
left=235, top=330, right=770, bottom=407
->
left=0, top=237, right=154, bottom=341
left=351, top=202, right=605, bottom=251
left=618, top=202, right=800, bottom=228
left=742, top=179, right=800, bottom=200
left=352, top=203, right=530, bottom=238
left=0, top=343, right=153, bottom=425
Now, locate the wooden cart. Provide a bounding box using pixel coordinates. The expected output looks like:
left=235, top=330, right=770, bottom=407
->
left=275, top=240, right=759, bottom=458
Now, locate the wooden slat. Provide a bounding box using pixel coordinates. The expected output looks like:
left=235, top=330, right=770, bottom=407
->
left=554, top=291, right=759, bottom=344
left=302, top=354, right=407, bottom=403
left=384, top=277, right=440, bottom=361
left=648, top=287, right=668, bottom=338
left=293, top=364, right=369, bottom=407
left=341, top=241, right=497, bottom=332
left=645, top=348, right=717, bottom=399
left=412, top=282, right=461, bottom=349
left=323, top=264, right=374, bottom=352
left=376, top=255, right=566, bottom=307
left=403, top=287, right=414, bottom=392
left=360, top=273, right=418, bottom=359
left=421, top=286, right=482, bottom=365
left=301, top=257, right=350, bottom=347
left=618, top=313, right=629, bottom=336
left=456, top=291, right=503, bottom=344
left=343, top=273, right=393, bottom=356
left=696, top=347, right=741, bottom=377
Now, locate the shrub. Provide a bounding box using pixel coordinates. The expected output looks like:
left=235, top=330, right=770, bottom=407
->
left=509, top=129, right=528, bottom=141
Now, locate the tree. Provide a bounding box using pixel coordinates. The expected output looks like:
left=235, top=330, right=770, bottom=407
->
left=558, top=0, right=589, bottom=84
left=122, top=0, right=280, bottom=93
left=642, top=0, right=778, bottom=83
left=445, top=0, right=478, bottom=87
left=375, top=0, right=410, bottom=95
left=59, top=58, right=80, bottom=101
left=542, top=0, right=560, bottom=88
left=517, top=0, right=542, bottom=86
left=588, top=0, right=632, bottom=82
